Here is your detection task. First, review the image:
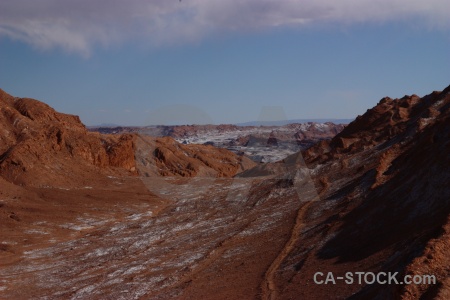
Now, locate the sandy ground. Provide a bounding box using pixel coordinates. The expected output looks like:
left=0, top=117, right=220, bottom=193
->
left=0, top=173, right=311, bottom=299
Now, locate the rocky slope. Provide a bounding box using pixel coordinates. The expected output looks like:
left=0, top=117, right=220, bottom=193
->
left=0, top=89, right=138, bottom=187
left=255, top=85, right=450, bottom=299
left=134, top=135, right=256, bottom=177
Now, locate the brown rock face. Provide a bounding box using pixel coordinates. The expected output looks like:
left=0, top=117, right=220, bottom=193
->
left=0, top=89, right=255, bottom=186
left=166, top=124, right=240, bottom=138
left=0, top=89, right=138, bottom=186
left=262, top=85, right=450, bottom=299
left=235, top=85, right=450, bottom=299
left=135, top=135, right=256, bottom=177
left=303, top=89, right=446, bottom=164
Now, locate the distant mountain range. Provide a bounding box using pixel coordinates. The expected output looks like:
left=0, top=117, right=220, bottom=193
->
left=88, top=122, right=347, bottom=162
left=235, top=118, right=353, bottom=126
left=89, top=118, right=353, bottom=128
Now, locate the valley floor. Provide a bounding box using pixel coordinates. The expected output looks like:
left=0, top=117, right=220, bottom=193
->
left=0, top=174, right=310, bottom=299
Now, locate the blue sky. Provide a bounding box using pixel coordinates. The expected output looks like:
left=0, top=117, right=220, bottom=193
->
left=1, top=1, right=449, bottom=126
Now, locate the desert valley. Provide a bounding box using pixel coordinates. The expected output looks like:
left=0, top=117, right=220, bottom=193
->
left=0, top=85, right=449, bottom=299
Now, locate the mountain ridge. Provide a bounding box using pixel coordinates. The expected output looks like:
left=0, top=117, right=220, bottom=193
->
left=0, top=89, right=256, bottom=186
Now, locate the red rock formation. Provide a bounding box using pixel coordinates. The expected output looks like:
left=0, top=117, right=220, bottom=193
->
left=135, top=135, right=256, bottom=177
left=262, top=85, right=450, bottom=299
left=303, top=89, right=446, bottom=164
left=0, top=89, right=255, bottom=186
left=0, top=89, right=140, bottom=187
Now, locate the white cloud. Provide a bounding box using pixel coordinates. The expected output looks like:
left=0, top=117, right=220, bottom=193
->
left=0, top=0, right=449, bottom=56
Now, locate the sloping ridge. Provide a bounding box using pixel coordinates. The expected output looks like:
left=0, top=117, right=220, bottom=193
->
left=0, top=89, right=137, bottom=187
left=134, top=135, right=256, bottom=177
left=263, top=85, right=450, bottom=299
left=317, top=86, right=450, bottom=298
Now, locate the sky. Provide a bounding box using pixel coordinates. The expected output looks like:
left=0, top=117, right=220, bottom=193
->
left=1, top=0, right=449, bottom=126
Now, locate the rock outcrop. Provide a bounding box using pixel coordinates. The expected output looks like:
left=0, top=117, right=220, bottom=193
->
left=259, top=85, right=450, bottom=299
left=0, top=89, right=137, bottom=187
left=135, top=135, right=256, bottom=177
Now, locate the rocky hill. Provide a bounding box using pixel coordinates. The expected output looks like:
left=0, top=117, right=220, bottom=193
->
left=253, top=85, right=450, bottom=299
left=134, top=135, right=256, bottom=177
left=0, top=89, right=137, bottom=187
left=0, top=89, right=255, bottom=187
